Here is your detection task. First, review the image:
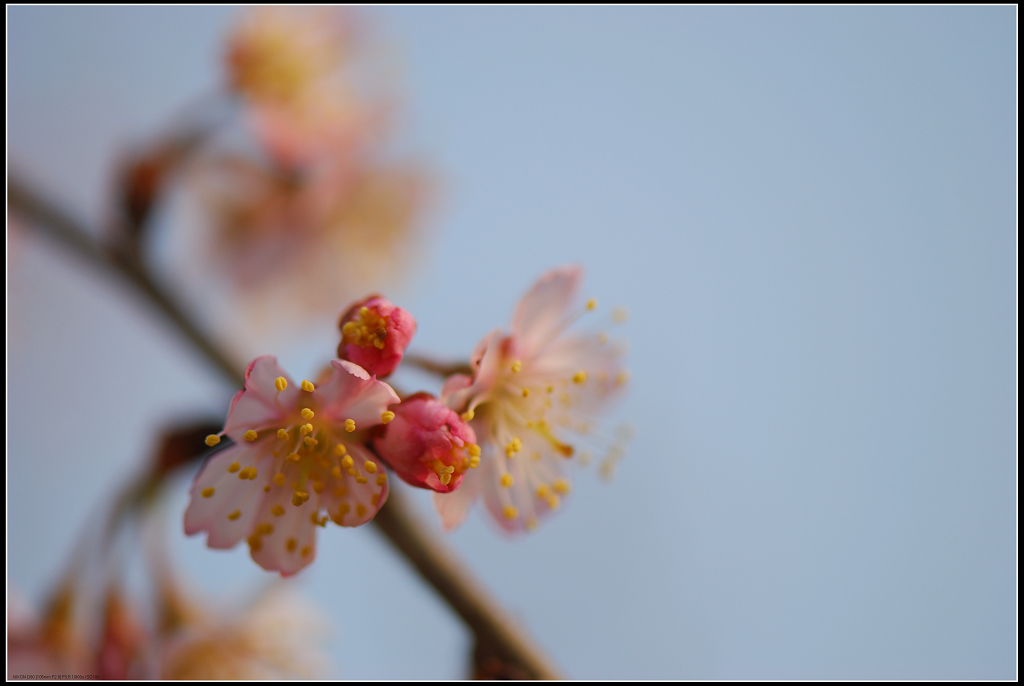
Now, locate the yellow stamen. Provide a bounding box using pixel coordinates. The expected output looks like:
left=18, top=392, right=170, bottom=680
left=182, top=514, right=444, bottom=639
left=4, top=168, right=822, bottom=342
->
left=256, top=523, right=273, bottom=536
left=381, top=411, right=395, bottom=424
left=274, top=473, right=286, bottom=486
left=341, top=455, right=354, bottom=469
left=205, top=434, right=221, bottom=447
left=243, top=430, right=258, bottom=442
left=547, top=495, right=561, bottom=509
left=333, top=444, right=347, bottom=456
left=536, top=484, right=551, bottom=499
left=337, top=502, right=350, bottom=517
left=461, top=409, right=475, bottom=421
left=277, top=429, right=289, bottom=440
left=505, top=437, right=523, bottom=457
left=301, top=546, right=311, bottom=557
left=275, top=376, right=288, bottom=392
left=511, top=360, right=522, bottom=373
left=304, top=436, right=318, bottom=447
left=312, top=481, right=325, bottom=494
left=227, top=462, right=240, bottom=473
left=264, top=484, right=271, bottom=492
left=272, top=505, right=285, bottom=517
left=522, top=388, right=530, bottom=397
left=286, top=452, right=301, bottom=462
left=468, top=455, right=481, bottom=468
left=292, top=491, right=309, bottom=506
left=376, top=473, right=387, bottom=486
left=586, top=297, right=597, bottom=310
left=355, top=475, right=368, bottom=485
left=500, top=473, right=514, bottom=488
left=248, top=536, right=262, bottom=553
left=552, top=479, right=571, bottom=494
left=573, top=371, right=588, bottom=384
left=201, top=487, right=214, bottom=498
left=237, top=467, right=250, bottom=480
left=439, top=472, right=452, bottom=485
left=363, top=461, right=377, bottom=474
left=301, top=408, right=314, bottom=420
left=299, top=423, right=313, bottom=435
left=371, top=493, right=380, bottom=506
left=286, top=538, right=297, bottom=553
left=503, top=505, right=519, bottom=520
left=301, top=379, right=315, bottom=392
left=344, top=418, right=356, bottom=432
left=331, top=465, right=343, bottom=478
left=227, top=510, right=241, bottom=521
left=467, top=444, right=481, bottom=458
left=356, top=503, right=367, bottom=518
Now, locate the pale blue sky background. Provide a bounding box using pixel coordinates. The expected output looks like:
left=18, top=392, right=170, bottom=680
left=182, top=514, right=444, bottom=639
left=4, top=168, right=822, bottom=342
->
left=7, top=6, right=1016, bottom=679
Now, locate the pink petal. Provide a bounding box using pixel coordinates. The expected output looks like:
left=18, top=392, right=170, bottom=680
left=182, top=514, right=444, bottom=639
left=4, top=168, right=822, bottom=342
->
left=315, top=360, right=399, bottom=428
left=511, top=265, right=583, bottom=357
left=184, top=444, right=271, bottom=549
left=320, top=443, right=389, bottom=527
left=224, top=356, right=299, bottom=442
left=248, top=478, right=321, bottom=577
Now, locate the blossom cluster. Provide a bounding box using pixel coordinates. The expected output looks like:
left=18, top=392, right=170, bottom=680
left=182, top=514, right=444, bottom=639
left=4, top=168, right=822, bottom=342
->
left=186, top=266, right=628, bottom=576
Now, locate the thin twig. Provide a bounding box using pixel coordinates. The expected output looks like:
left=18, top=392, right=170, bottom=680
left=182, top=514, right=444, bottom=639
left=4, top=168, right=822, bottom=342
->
left=402, top=352, right=474, bottom=378
left=8, top=173, right=563, bottom=679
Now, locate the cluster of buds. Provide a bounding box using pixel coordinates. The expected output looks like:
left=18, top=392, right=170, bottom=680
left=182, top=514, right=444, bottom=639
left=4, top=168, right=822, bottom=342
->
left=186, top=265, right=629, bottom=575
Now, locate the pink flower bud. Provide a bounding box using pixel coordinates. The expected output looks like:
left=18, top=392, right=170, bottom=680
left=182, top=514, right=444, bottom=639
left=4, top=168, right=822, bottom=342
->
left=337, top=295, right=416, bottom=377
left=372, top=393, right=478, bottom=493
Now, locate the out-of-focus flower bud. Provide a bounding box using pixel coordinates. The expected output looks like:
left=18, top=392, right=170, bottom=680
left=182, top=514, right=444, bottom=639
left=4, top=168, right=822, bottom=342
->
left=372, top=393, right=478, bottom=493
left=337, top=296, right=416, bottom=377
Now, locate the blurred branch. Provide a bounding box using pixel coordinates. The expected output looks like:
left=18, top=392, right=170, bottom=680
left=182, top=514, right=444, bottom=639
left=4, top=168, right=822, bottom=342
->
left=8, top=172, right=562, bottom=680
left=403, top=352, right=473, bottom=378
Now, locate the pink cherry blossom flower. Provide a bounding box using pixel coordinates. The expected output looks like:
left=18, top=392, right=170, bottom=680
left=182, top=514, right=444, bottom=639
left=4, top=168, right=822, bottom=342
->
left=437, top=265, right=629, bottom=533
left=184, top=355, right=399, bottom=576
left=337, top=295, right=417, bottom=377
left=372, top=392, right=478, bottom=493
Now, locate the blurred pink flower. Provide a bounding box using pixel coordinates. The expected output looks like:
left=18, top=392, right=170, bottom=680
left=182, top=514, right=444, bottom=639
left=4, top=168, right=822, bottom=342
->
left=184, top=355, right=399, bottom=576
left=337, top=295, right=417, bottom=377
left=437, top=266, right=629, bottom=533
left=372, top=392, right=479, bottom=493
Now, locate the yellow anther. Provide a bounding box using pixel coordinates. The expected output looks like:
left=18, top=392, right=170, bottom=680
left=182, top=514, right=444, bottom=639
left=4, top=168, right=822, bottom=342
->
left=461, top=409, right=475, bottom=421
left=244, top=430, right=258, bottom=442
left=552, top=479, right=571, bottom=494
left=341, top=455, right=354, bottom=469
left=286, top=538, right=297, bottom=553
left=275, top=376, right=288, bottom=392
left=468, top=455, right=481, bottom=468
left=263, top=484, right=271, bottom=492
left=344, top=418, right=356, bottom=432
left=248, top=467, right=258, bottom=479
left=227, top=462, right=240, bottom=473
left=277, top=429, right=289, bottom=440
left=546, top=385, right=554, bottom=393
left=505, top=437, right=522, bottom=457
left=286, top=452, right=301, bottom=462
left=381, top=411, right=395, bottom=424
left=300, top=407, right=315, bottom=420
left=237, top=467, right=250, bottom=480
left=467, top=444, right=481, bottom=458
left=301, top=379, right=315, bottom=392
left=616, top=370, right=630, bottom=385
left=573, top=371, right=588, bottom=384
left=526, top=517, right=539, bottom=531
left=511, top=360, right=522, bottom=373
left=256, top=523, right=273, bottom=536
left=503, top=505, right=519, bottom=520
left=598, top=332, right=610, bottom=344
left=337, top=502, right=350, bottom=516
left=205, top=434, right=221, bottom=447
left=547, top=494, right=561, bottom=509
left=500, top=473, right=513, bottom=488
left=355, top=475, right=368, bottom=485
left=586, top=297, right=598, bottom=310
left=272, top=505, right=285, bottom=517
left=522, top=388, right=531, bottom=398
left=363, top=461, right=377, bottom=474
left=299, top=423, right=313, bottom=435
left=371, top=493, right=380, bottom=506
left=304, top=436, right=318, bottom=447
left=227, top=510, right=241, bottom=521
left=248, top=536, right=262, bottom=553
left=301, top=546, right=311, bottom=557
left=333, top=444, right=347, bottom=456
left=312, top=481, right=325, bottom=494
left=356, top=503, right=367, bottom=518
left=331, top=465, right=342, bottom=479
left=536, top=484, right=551, bottom=499
left=310, top=512, right=324, bottom=526
left=376, top=473, right=387, bottom=486
left=439, top=472, right=452, bottom=485
left=201, top=487, right=215, bottom=498
left=292, top=491, right=309, bottom=506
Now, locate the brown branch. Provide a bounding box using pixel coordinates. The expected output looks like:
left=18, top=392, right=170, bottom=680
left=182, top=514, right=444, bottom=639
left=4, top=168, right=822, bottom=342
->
left=8, top=172, right=563, bottom=679
left=402, top=352, right=473, bottom=378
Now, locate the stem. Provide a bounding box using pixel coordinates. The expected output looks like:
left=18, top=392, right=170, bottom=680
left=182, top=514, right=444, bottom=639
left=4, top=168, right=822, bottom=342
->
left=402, top=352, right=474, bottom=379
left=8, top=173, right=562, bottom=679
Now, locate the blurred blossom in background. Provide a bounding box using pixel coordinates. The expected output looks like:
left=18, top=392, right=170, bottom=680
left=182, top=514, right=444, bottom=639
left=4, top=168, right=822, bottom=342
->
left=7, top=6, right=1017, bottom=679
